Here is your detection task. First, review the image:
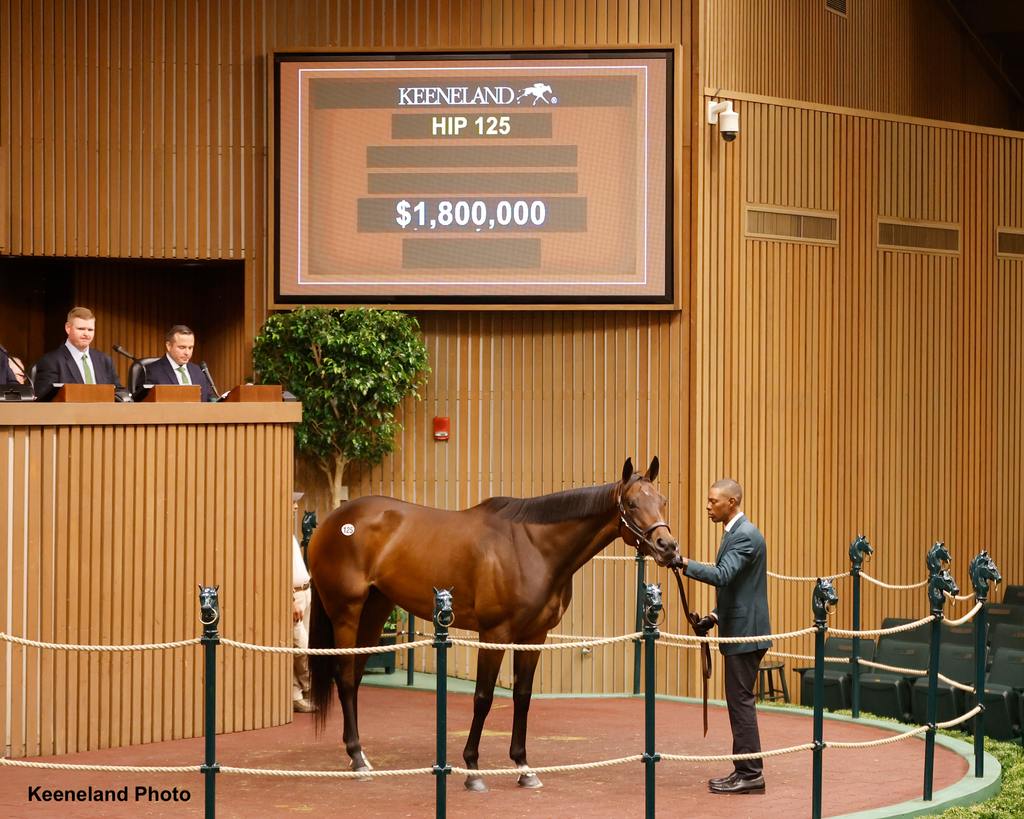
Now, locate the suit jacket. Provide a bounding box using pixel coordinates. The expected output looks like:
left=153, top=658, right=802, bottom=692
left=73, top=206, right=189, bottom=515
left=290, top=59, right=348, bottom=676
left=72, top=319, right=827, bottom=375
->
left=145, top=356, right=214, bottom=402
left=684, top=515, right=771, bottom=655
left=0, top=348, right=12, bottom=385
left=33, top=345, right=122, bottom=399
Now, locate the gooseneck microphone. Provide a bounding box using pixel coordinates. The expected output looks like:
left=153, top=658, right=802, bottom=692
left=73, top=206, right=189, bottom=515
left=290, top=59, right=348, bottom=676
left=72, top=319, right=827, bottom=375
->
left=199, top=361, right=220, bottom=401
left=112, top=344, right=144, bottom=364
left=0, top=342, right=32, bottom=388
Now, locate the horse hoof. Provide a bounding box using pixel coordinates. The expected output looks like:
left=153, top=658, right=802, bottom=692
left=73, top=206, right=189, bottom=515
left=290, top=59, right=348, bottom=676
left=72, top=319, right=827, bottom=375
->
left=517, top=772, right=543, bottom=789
left=464, top=776, right=489, bottom=792
left=350, top=752, right=374, bottom=780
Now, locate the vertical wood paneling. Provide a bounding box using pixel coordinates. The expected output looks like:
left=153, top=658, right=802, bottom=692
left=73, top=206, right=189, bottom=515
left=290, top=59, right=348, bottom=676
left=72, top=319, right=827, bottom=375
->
left=1, top=411, right=294, bottom=758
left=704, top=0, right=1021, bottom=130
left=695, top=97, right=1024, bottom=699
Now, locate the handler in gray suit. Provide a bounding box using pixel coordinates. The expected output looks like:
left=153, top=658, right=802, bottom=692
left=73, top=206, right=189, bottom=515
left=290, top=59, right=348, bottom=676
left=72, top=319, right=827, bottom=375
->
left=679, top=478, right=771, bottom=795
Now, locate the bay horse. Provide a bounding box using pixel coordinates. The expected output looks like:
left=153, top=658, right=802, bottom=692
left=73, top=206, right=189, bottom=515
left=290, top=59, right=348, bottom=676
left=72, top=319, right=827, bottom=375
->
left=307, top=456, right=681, bottom=791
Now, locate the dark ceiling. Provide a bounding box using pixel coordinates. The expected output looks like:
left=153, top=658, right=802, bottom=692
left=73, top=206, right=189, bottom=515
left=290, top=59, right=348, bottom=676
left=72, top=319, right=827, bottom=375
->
left=946, top=0, right=1024, bottom=112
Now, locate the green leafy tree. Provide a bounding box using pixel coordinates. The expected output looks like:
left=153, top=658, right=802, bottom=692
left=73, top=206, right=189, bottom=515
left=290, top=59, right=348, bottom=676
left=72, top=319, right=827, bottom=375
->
left=253, top=307, right=430, bottom=507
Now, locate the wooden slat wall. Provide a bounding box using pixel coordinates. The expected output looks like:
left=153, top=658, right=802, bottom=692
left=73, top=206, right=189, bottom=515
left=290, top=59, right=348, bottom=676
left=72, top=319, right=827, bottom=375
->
left=2, top=0, right=1022, bottom=708
left=703, top=0, right=1021, bottom=130
left=1, top=410, right=294, bottom=758
left=694, top=96, right=1024, bottom=699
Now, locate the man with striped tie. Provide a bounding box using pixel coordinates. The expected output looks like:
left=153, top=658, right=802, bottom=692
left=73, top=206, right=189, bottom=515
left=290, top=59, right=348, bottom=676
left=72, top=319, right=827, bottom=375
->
left=33, top=306, right=122, bottom=399
left=145, top=324, right=215, bottom=402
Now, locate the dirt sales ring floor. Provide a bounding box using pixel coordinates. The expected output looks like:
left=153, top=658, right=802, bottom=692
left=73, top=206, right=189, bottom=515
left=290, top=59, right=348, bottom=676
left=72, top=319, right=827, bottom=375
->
left=0, top=674, right=1000, bottom=818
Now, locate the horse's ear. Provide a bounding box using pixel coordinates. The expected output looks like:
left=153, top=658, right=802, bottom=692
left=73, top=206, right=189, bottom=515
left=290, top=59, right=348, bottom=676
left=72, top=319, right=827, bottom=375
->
left=621, top=458, right=634, bottom=484
left=643, top=456, right=660, bottom=483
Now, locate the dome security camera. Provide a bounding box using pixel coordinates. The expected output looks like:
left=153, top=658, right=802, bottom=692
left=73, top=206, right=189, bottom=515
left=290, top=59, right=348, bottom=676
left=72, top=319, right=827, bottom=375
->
left=706, top=99, right=740, bottom=143
left=718, top=109, right=739, bottom=142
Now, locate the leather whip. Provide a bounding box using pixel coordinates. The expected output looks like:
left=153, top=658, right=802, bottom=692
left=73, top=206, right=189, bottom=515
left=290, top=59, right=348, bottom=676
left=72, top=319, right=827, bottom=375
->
left=671, top=566, right=712, bottom=737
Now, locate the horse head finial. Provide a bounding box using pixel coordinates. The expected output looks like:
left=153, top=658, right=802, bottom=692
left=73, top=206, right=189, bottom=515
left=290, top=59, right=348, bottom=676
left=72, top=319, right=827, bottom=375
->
left=926, top=541, right=951, bottom=576
left=198, top=584, right=220, bottom=629
left=848, top=535, right=873, bottom=571
left=969, top=551, right=1001, bottom=600
left=812, top=578, right=839, bottom=622
left=301, top=510, right=318, bottom=548
left=643, top=583, right=663, bottom=627
left=433, top=587, right=455, bottom=629
left=928, top=570, right=959, bottom=614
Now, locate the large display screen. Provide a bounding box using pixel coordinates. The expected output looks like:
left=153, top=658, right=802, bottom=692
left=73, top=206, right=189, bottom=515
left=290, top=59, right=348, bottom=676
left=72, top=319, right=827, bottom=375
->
left=274, top=50, right=673, bottom=305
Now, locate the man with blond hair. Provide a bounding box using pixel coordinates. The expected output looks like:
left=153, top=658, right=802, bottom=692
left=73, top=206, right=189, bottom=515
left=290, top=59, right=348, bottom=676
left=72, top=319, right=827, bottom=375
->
left=33, top=307, right=122, bottom=399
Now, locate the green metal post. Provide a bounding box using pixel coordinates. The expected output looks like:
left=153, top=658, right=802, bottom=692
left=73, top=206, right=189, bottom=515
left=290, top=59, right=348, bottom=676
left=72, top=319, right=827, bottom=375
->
left=851, top=568, right=862, bottom=718
left=198, top=587, right=221, bottom=819
left=633, top=553, right=646, bottom=695
left=811, top=581, right=830, bottom=819
left=433, top=590, right=454, bottom=819
left=923, top=608, right=942, bottom=800
left=973, top=601, right=987, bottom=777
left=641, top=583, right=662, bottom=819
left=848, top=535, right=872, bottom=720
left=968, top=550, right=999, bottom=776
left=407, top=614, right=416, bottom=686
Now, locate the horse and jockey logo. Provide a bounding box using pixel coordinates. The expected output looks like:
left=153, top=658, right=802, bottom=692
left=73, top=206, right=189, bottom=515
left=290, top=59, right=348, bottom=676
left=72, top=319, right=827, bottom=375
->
left=516, top=83, right=558, bottom=105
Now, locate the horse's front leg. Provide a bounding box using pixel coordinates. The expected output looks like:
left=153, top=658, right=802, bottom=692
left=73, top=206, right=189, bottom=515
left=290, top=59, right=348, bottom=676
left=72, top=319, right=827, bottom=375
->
left=463, top=648, right=504, bottom=792
left=510, top=647, right=543, bottom=788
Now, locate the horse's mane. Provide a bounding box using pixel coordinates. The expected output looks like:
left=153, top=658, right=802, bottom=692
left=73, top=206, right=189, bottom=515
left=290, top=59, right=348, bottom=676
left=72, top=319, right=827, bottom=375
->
left=476, top=483, right=617, bottom=524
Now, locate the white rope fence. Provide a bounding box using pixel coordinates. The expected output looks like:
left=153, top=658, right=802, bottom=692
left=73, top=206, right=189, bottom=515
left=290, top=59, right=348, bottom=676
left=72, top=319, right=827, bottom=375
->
left=860, top=572, right=928, bottom=590
left=768, top=570, right=848, bottom=582
left=0, top=758, right=199, bottom=773
left=0, top=633, right=201, bottom=652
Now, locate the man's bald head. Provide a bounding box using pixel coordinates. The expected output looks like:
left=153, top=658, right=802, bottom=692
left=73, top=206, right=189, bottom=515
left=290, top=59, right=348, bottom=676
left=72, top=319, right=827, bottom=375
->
left=707, top=479, right=744, bottom=525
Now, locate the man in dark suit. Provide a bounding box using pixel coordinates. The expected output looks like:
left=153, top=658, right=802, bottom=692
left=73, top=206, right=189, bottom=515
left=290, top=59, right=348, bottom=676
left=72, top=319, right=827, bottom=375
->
left=145, top=324, right=215, bottom=402
left=33, top=307, right=122, bottom=399
left=680, top=479, right=771, bottom=795
left=0, top=346, right=13, bottom=385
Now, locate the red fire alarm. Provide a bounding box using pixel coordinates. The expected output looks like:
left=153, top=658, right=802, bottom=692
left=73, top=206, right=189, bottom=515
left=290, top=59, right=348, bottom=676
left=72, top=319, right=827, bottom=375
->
left=433, top=416, right=450, bottom=441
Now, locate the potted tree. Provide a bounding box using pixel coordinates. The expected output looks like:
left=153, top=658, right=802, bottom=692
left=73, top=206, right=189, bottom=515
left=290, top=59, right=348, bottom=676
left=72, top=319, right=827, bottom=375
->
left=253, top=306, right=430, bottom=508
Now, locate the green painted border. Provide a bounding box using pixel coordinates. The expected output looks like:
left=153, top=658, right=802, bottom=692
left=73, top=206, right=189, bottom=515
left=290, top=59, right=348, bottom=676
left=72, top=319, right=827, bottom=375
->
left=363, top=671, right=1001, bottom=816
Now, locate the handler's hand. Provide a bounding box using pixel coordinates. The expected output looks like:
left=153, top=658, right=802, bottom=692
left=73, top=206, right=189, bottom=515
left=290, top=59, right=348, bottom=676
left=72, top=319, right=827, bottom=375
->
left=693, top=614, right=716, bottom=636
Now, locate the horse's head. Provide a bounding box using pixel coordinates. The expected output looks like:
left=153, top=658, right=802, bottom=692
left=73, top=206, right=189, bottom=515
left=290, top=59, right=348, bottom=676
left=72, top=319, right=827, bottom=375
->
left=848, top=535, right=873, bottom=570
left=969, top=551, right=1001, bottom=598
left=617, top=456, right=681, bottom=569
left=198, top=584, right=220, bottom=628
left=812, top=578, right=840, bottom=621
left=926, top=541, right=952, bottom=575
left=928, top=569, right=960, bottom=612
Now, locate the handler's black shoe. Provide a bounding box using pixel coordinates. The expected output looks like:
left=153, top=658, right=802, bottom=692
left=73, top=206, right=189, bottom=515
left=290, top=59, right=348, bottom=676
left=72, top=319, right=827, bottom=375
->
left=710, top=774, right=765, bottom=794
left=708, top=771, right=740, bottom=788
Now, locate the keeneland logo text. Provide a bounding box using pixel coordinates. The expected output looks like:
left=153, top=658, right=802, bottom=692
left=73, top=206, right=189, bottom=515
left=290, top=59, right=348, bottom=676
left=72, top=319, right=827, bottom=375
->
left=397, top=84, right=559, bottom=106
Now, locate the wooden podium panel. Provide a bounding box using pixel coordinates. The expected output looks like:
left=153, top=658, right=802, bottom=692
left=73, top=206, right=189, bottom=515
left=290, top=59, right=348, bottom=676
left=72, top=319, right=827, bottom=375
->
left=52, top=383, right=115, bottom=402
left=0, top=403, right=300, bottom=758
left=142, top=384, right=202, bottom=402
left=223, top=384, right=283, bottom=402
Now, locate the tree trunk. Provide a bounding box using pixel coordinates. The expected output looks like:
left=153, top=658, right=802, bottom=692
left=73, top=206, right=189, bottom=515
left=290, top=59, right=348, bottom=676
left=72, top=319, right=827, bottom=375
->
left=327, top=458, right=349, bottom=509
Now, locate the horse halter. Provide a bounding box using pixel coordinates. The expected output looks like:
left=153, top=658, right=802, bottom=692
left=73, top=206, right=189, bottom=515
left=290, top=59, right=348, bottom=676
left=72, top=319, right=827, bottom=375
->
left=616, top=478, right=672, bottom=553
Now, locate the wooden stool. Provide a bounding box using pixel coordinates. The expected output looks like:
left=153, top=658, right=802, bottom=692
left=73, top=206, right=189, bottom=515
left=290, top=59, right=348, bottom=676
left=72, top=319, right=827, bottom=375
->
left=756, top=659, right=790, bottom=703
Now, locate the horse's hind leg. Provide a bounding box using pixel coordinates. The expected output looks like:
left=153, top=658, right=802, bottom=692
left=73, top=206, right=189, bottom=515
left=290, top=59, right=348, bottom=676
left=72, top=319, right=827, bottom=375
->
left=346, top=587, right=397, bottom=770
left=463, top=648, right=505, bottom=793
left=330, top=613, right=374, bottom=773
left=510, top=647, right=543, bottom=788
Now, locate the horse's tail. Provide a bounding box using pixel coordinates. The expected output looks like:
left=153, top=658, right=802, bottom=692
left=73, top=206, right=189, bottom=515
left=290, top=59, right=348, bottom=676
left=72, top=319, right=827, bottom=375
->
left=308, top=581, right=336, bottom=734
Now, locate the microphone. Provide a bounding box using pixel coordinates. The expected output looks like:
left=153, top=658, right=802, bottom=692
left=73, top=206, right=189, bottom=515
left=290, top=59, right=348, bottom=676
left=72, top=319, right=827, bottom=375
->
left=199, top=361, right=220, bottom=401
left=0, top=342, right=32, bottom=389
left=113, top=344, right=144, bottom=364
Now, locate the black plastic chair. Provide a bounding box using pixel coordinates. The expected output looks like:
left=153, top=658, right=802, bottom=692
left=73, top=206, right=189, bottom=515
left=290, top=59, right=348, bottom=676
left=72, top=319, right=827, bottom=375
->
left=990, top=622, right=1024, bottom=658
left=941, top=621, right=980, bottom=646
left=911, top=643, right=980, bottom=726
left=859, top=640, right=931, bottom=722
left=981, top=648, right=1024, bottom=740
left=987, top=605, right=1024, bottom=630
left=796, top=637, right=876, bottom=711
left=1001, top=585, right=1024, bottom=606
left=878, top=616, right=929, bottom=648
left=129, top=357, right=162, bottom=399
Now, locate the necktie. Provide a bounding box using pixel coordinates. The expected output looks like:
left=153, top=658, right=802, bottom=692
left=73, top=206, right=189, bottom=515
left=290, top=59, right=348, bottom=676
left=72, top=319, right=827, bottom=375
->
left=82, top=354, right=95, bottom=384
left=177, top=365, right=190, bottom=385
